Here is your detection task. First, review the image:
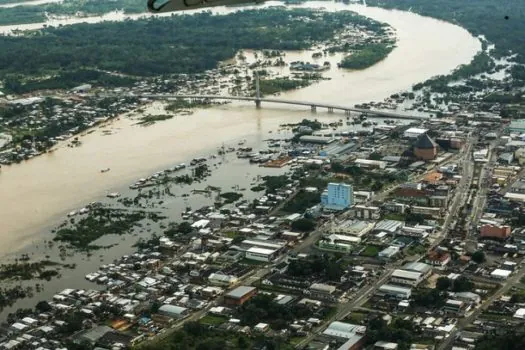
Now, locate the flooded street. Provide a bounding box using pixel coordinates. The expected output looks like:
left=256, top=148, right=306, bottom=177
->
left=0, top=0, right=480, bottom=317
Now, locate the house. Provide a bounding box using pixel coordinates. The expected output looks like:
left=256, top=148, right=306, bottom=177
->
left=443, top=299, right=469, bottom=316
left=426, top=250, right=451, bottom=269
left=208, top=273, right=238, bottom=287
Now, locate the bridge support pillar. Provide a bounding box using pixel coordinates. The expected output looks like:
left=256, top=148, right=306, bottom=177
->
left=328, top=107, right=334, bottom=113
left=255, top=99, right=261, bottom=109
left=345, top=110, right=351, bottom=116
left=311, top=105, right=317, bottom=113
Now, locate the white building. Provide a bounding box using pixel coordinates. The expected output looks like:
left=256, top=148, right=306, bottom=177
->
left=245, top=247, right=277, bottom=262
left=390, top=269, right=424, bottom=287
left=376, top=284, right=412, bottom=300
left=354, top=159, right=387, bottom=169
left=378, top=246, right=400, bottom=260
left=404, top=127, right=428, bottom=139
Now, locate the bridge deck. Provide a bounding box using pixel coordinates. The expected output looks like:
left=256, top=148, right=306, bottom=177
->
left=109, top=93, right=428, bottom=120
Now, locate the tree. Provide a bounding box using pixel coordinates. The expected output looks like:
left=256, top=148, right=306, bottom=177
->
left=291, top=218, right=316, bottom=232
left=35, top=300, right=52, bottom=313
left=436, top=277, right=451, bottom=291
left=178, top=221, right=193, bottom=234
left=471, top=250, right=486, bottom=264
left=452, top=276, right=474, bottom=292
left=369, top=152, right=383, bottom=161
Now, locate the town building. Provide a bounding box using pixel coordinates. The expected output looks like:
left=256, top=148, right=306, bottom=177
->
left=329, top=220, right=375, bottom=238
left=414, top=134, right=438, bottom=160
left=321, top=183, right=354, bottom=211
left=157, top=305, right=189, bottom=319
left=354, top=159, right=388, bottom=169
left=224, top=286, right=257, bottom=306
left=245, top=247, right=277, bottom=262
left=480, top=224, right=511, bottom=239
left=376, top=284, right=412, bottom=300
left=404, top=127, right=428, bottom=139
left=426, top=250, right=451, bottom=269
left=507, top=119, right=525, bottom=133
left=390, top=269, right=424, bottom=287
left=322, top=321, right=367, bottom=350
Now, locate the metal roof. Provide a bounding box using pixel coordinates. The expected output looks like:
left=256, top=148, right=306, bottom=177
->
left=226, top=286, right=256, bottom=299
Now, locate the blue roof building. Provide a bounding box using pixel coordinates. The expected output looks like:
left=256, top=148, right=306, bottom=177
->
left=321, top=183, right=353, bottom=211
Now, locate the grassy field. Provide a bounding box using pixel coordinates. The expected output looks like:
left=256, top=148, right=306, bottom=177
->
left=199, top=314, right=228, bottom=326
left=360, top=245, right=380, bottom=257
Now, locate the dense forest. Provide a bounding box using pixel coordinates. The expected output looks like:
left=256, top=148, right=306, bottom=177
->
left=368, top=0, right=525, bottom=64
left=475, top=331, right=525, bottom=350
left=0, top=9, right=382, bottom=83
left=0, top=0, right=145, bottom=25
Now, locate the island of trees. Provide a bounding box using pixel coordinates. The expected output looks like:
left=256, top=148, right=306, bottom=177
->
left=338, top=42, right=395, bottom=70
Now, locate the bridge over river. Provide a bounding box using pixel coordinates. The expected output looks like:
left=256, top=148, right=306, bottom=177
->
left=105, top=92, right=429, bottom=120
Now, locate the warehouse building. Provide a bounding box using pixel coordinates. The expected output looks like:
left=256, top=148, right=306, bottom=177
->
left=390, top=269, right=424, bottom=287
left=245, top=247, right=278, bottom=262
left=157, top=305, right=189, bottom=319
left=224, top=286, right=257, bottom=306
left=376, top=284, right=412, bottom=300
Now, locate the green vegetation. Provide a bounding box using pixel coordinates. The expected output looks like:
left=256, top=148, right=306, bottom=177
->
left=287, top=254, right=344, bottom=281
left=0, top=9, right=375, bottom=81
left=282, top=190, right=320, bottom=213
left=413, top=52, right=496, bottom=92
left=366, top=317, right=423, bottom=350
left=291, top=218, right=316, bottom=232
left=260, top=175, right=290, bottom=194
left=199, top=314, right=228, bottom=326
left=237, top=293, right=334, bottom=331
left=140, top=321, right=293, bottom=350
left=0, top=0, right=144, bottom=25
left=219, top=192, right=243, bottom=204
left=258, top=77, right=312, bottom=96
left=54, top=207, right=163, bottom=251
left=0, top=286, right=33, bottom=313
left=476, top=331, right=525, bottom=350
left=361, top=245, right=380, bottom=257
left=4, top=69, right=137, bottom=94
left=471, top=250, right=486, bottom=264
left=137, top=114, right=173, bottom=126
left=165, top=99, right=214, bottom=113
left=339, top=43, right=394, bottom=69
left=0, top=260, right=61, bottom=281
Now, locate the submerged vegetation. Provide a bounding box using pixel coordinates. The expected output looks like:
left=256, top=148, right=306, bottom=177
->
left=53, top=207, right=165, bottom=251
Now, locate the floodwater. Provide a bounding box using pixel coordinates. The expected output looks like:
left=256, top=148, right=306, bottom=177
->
left=0, top=1, right=480, bottom=258
left=0, top=0, right=61, bottom=9
left=0, top=0, right=480, bottom=316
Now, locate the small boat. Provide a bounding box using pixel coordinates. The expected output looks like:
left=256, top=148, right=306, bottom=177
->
left=101, top=168, right=110, bottom=173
